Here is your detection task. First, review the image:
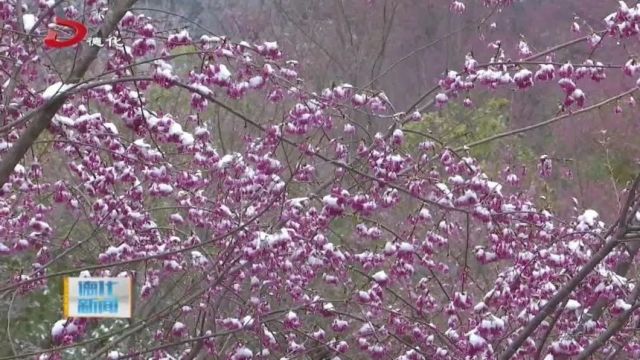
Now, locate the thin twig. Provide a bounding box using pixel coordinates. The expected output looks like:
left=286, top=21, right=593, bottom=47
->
left=458, top=87, right=638, bottom=151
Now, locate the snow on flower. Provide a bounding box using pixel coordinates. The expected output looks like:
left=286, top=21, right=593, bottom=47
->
left=468, top=331, right=487, bottom=353
left=167, top=29, right=192, bottom=48
left=23, top=14, right=36, bottom=32
left=4, top=3, right=640, bottom=360
left=216, top=153, right=238, bottom=169
left=372, top=270, right=389, bottom=285
left=171, top=321, right=186, bottom=336
left=514, top=69, right=533, bottom=89
left=231, top=346, right=253, bottom=360
left=107, top=351, right=122, bottom=360
left=577, top=209, right=600, bottom=230
left=565, top=299, right=581, bottom=310
left=435, top=93, right=449, bottom=107
left=51, top=319, right=66, bottom=338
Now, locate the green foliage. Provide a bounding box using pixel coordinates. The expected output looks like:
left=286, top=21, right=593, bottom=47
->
left=581, top=151, right=636, bottom=187
left=0, top=217, right=104, bottom=356
left=405, top=98, right=506, bottom=153
left=0, top=281, right=62, bottom=356
left=169, top=45, right=199, bottom=67
left=609, top=155, right=636, bottom=185
left=404, top=98, right=536, bottom=168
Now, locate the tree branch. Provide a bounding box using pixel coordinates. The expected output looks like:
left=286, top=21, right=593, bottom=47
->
left=498, top=174, right=640, bottom=360
left=458, top=87, right=638, bottom=151
left=575, top=284, right=640, bottom=360
left=0, top=0, right=139, bottom=188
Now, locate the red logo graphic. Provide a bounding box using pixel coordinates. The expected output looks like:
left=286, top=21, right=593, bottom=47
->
left=44, top=17, right=87, bottom=48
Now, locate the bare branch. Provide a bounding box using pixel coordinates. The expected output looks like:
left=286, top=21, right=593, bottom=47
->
left=575, top=284, right=640, bottom=359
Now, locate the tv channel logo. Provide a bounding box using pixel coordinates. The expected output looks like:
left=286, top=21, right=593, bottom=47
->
left=63, top=277, right=132, bottom=318
left=44, top=17, right=122, bottom=49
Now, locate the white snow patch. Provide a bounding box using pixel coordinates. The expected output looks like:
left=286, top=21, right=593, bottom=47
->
left=249, top=76, right=264, bottom=88
left=398, top=242, right=414, bottom=253
left=264, top=41, right=278, bottom=51
left=133, top=139, right=150, bottom=148
left=435, top=183, right=452, bottom=197
left=103, top=123, right=119, bottom=135
left=180, top=132, right=195, bottom=146
left=53, top=115, right=75, bottom=127
left=43, top=82, right=74, bottom=100
left=157, top=183, right=173, bottom=193
left=468, top=332, right=486, bottom=348
left=372, top=270, right=388, bottom=283
left=322, top=195, right=341, bottom=208
left=486, top=181, right=503, bottom=195
left=51, top=319, right=66, bottom=337
left=474, top=302, right=487, bottom=312
left=172, top=321, right=186, bottom=332
left=615, top=298, right=632, bottom=311
left=256, top=228, right=292, bottom=248
left=287, top=197, right=308, bottom=209
left=200, top=35, right=221, bottom=43
left=191, top=83, right=212, bottom=96
left=217, top=154, right=236, bottom=169
left=107, top=351, right=122, bottom=359
left=578, top=209, right=599, bottom=226
left=23, top=14, right=36, bottom=32
left=191, top=251, right=209, bottom=266
left=232, top=347, right=253, bottom=359
left=217, top=64, right=232, bottom=81
left=565, top=299, right=581, bottom=310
